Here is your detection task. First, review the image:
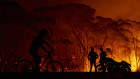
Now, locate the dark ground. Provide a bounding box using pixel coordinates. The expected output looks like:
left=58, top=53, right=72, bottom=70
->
left=1, top=72, right=140, bottom=79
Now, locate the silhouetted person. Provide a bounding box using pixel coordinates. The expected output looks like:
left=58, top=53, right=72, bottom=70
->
left=88, top=47, right=98, bottom=72
left=99, top=48, right=107, bottom=68
left=29, top=29, right=54, bottom=72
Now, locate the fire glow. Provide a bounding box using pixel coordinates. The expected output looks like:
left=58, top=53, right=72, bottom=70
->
left=84, top=50, right=138, bottom=72
left=1, top=2, right=140, bottom=72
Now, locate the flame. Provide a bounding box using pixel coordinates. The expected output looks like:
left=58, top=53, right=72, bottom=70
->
left=84, top=58, right=90, bottom=72
left=82, top=50, right=138, bottom=72
left=130, top=50, right=137, bottom=72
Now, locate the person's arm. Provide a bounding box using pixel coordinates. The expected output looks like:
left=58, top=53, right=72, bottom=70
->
left=88, top=53, right=91, bottom=60
left=40, top=44, right=50, bottom=53
left=42, top=40, right=54, bottom=50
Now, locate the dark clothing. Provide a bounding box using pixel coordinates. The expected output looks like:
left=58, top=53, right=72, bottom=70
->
left=29, top=36, right=43, bottom=72
left=90, top=60, right=97, bottom=72
left=100, top=51, right=107, bottom=66
left=100, top=51, right=106, bottom=60
left=32, top=54, right=40, bottom=72
left=88, top=51, right=98, bottom=62
left=30, top=36, right=43, bottom=55
left=29, top=35, right=51, bottom=72
left=88, top=51, right=98, bottom=72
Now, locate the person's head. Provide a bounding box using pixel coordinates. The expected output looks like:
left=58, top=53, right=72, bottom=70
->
left=40, top=29, right=48, bottom=36
left=100, top=48, right=103, bottom=51
left=91, top=47, right=94, bottom=51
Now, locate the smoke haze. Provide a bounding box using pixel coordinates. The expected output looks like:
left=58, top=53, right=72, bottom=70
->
left=8, top=0, right=140, bottom=21
left=1, top=0, right=140, bottom=72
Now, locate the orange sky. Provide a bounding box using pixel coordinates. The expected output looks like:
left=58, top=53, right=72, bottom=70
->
left=80, top=0, right=140, bottom=21
left=0, top=0, right=137, bottom=72
left=9, top=0, right=140, bottom=21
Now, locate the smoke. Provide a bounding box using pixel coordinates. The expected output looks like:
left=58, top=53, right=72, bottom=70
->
left=1, top=1, right=140, bottom=72
left=79, top=0, right=140, bottom=21
left=6, top=0, right=140, bottom=22
left=7, top=0, right=81, bottom=12
left=32, top=3, right=140, bottom=71
left=7, top=0, right=140, bottom=21
left=0, top=1, right=57, bottom=71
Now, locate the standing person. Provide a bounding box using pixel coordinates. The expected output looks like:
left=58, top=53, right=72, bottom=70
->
left=88, top=47, right=98, bottom=72
left=99, top=48, right=107, bottom=68
left=29, top=29, right=54, bottom=72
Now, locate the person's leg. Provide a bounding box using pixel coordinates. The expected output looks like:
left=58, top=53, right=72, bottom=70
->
left=100, top=60, right=103, bottom=68
left=94, top=60, right=97, bottom=72
left=33, top=56, right=37, bottom=72
left=34, top=55, right=40, bottom=72
left=90, top=61, right=93, bottom=72
left=36, top=55, right=40, bottom=72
